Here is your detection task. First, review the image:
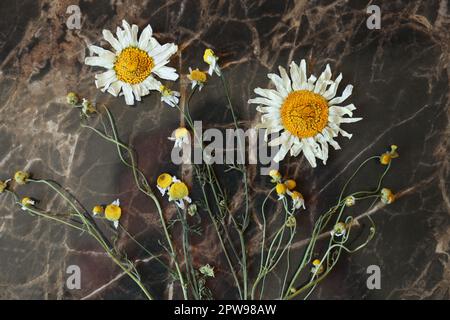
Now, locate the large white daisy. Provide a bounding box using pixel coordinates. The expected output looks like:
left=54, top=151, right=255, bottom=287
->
left=249, top=59, right=362, bottom=167
left=85, top=20, right=179, bottom=105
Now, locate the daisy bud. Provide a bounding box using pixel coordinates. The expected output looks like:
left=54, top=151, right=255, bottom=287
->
left=380, top=188, right=395, bottom=204
left=81, top=98, right=96, bottom=115
left=269, top=169, right=282, bottom=183
left=92, top=205, right=104, bottom=216
left=345, top=195, right=356, bottom=207
left=380, top=145, right=399, bottom=165
left=187, top=204, right=198, bottom=217
left=66, top=92, right=80, bottom=105
left=14, top=171, right=29, bottom=185
left=311, top=259, right=324, bottom=275
left=276, top=183, right=287, bottom=197
left=157, top=173, right=173, bottom=196
left=188, top=67, right=207, bottom=90
left=332, top=222, right=347, bottom=237
left=21, top=197, right=35, bottom=209
left=199, top=264, right=215, bottom=278
left=284, top=179, right=296, bottom=190
left=0, top=180, right=7, bottom=193
left=285, top=215, right=296, bottom=228
left=105, top=199, right=121, bottom=221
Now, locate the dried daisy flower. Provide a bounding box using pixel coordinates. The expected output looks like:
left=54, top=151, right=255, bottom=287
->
left=188, top=67, right=207, bottom=90
left=288, top=190, right=305, bottom=210
left=168, top=180, right=192, bottom=209
left=380, top=188, right=395, bottom=204
left=66, top=92, right=80, bottom=105
left=81, top=98, right=97, bottom=116
left=21, top=197, right=35, bottom=210
left=159, top=85, right=180, bottom=107
left=249, top=59, right=362, bottom=167
left=285, top=215, right=296, bottom=228
left=275, top=183, right=287, bottom=200
left=105, top=199, right=122, bottom=228
left=203, top=49, right=221, bottom=76
left=331, top=222, right=347, bottom=237
left=199, top=264, right=215, bottom=278
left=311, top=259, right=324, bottom=275
left=345, top=195, right=356, bottom=207
left=14, top=171, right=29, bottom=185
left=157, top=173, right=173, bottom=196
left=85, top=20, right=178, bottom=105
left=168, top=127, right=190, bottom=148
left=380, top=145, right=399, bottom=165
left=0, top=180, right=8, bottom=193
left=269, top=169, right=282, bottom=183
left=92, top=205, right=104, bottom=216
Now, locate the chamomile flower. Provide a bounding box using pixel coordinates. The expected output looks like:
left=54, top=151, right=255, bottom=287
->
left=331, top=222, right=347, bottom=237
left=269, top=169, right=282, bottom=183
left=168, top=181, right=192, bottom=209
left=380, top=188, right=395, bottom=204
left=311, top=259, right=324, bottom=275
left=105, top=199, right=121, bottom=229
left=81, top=98, right=96, bottom=116
left=276, top=183, right=287, bottom=199
left=380, top=145, right=399, bottom=165
left=345, top=195, right=356, bottom=207
left=157, top=173, right=174, bottom=196
left=168, top=127, right=190, bottom=148
left=188, top=67, right=207, bottom=90
left=92, top=205, right=104, bottom=216
left=203, top=49, right=221, bottom=76
left=14, top=171, right=29, bottom=185
left=0, top=180, right=9, bottom=193
left=288, top=190, right=305, bottom=210
left=85, top=20, right=178, bottom=105
left=160, top=85, right=180, bottom=107
left=21, top=197, right=35, bottom=210
left=249, top=59, right=362, bottom=167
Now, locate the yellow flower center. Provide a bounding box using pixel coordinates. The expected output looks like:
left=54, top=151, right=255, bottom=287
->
left=280, top=90, right=329, bottom=138
left=105, top=204, right=121, bottom=221
left=114, top=47, right=154, bottom=84
left=92, top=205, right=104, bottom=215
left=157, top=173, right=173, bottom=189
left=168, top=182, right=189, bottom=200
left=189, top=69, right=207, bottom=82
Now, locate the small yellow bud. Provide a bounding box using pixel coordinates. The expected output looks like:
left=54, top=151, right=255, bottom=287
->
left=66, top=92, right=80, bottom=105
left=269, top=169, right=282, bottom=182
left=276, top=183, right=287, bottom=195
left=105, top=202, right=121, bottom=221
left=345, top=196, right=356, bottom=207
left=92, top=205, right=104, bottom=216
left=284, top=179, right=296, bottom=190
left=381, top=188, right=395, bottom=204
left=0, top=180, right=7, bottom=193
left=14, top=171, right=29, bottom=185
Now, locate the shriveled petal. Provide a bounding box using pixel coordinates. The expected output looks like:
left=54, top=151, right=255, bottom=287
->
left=122, top=83, right=135, bottom=105
left=329, top=84, right=353, bottom=105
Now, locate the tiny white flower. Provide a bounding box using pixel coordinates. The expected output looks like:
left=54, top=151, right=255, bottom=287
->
left=168, top=127, right=190, bottom=148
left=160, top=85, right=180, bottom=107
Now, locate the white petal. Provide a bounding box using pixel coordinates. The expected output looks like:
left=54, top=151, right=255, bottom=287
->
left=102, top=29, right=122, bottom=52
left=138, top=25, right=153, bottom=50
left=329, top=84, right=353, bottom=105
left=279, top=66, right=292, bottom=92
left=249, top=97, right=280, bottom=108
left=267, top=73, right=289, bottom=97
left=152, top=65, right=179, bottom=81
left=323, top=73, right=342, bottom=100
left=301, top=138, right=317, bottom=167
left=95, top=70, right=117, bottom=90
left=107, top=81, right=122, bottom=96
left=289, top=61, right=302, bottom=90
left=85, top=56, right=114, bottom=69
left=122, top=84, right=135, bottom=105
left=299, top=59, right=308, bottom=90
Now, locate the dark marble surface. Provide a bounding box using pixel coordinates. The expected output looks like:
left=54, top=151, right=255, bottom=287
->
left=0, top=0, right=449, bottom=300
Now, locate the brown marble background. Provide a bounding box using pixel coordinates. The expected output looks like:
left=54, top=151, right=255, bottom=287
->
left=0, top=0, right=449, bottom=299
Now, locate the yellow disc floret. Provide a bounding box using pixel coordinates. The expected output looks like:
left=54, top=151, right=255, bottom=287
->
left=105, top=203, right=122, bottom=221
left=269, top=169, right=282, bottom=182
left=168, top=182, right=189, bottom=200
left=189, top=68, right=207, bottom=82
left=114, top=47, right=154, bottom=84
left=280, top=90, right=329, bottom=138
left=157, top=173, right=173, bottom=189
